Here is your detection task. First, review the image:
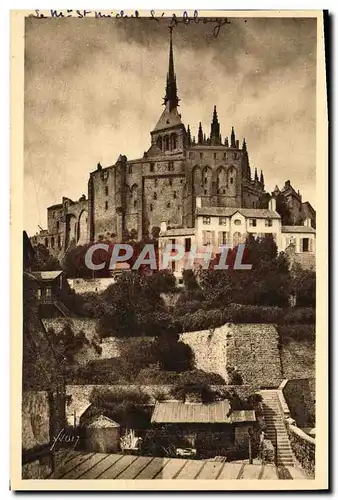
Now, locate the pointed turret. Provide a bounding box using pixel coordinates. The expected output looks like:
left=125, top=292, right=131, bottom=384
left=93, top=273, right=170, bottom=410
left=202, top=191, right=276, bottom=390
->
left=163, top=27, right=179, bottom=112
left=210, top=105, right=221, bottom=145
left=260, top=170, right=264, bottom=187
left=242, top=138, right=247, bottom=152
left=230, top=126, right=236, bottom=148
left=187, top=125, right=191, bottom=146
left=203, top=133, right=207, bottom=144
left=254, top=167, right=259, bottom=183
left=198, top=122, right=204, bottom=145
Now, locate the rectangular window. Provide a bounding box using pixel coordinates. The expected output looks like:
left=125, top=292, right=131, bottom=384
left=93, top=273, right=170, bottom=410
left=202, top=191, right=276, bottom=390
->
left=150, top=163, right=155, bottom=172
left=46, top=287, right=52, bottom=299
left=37, top=288, right=42, bottom=300
left=265, top=219, right=273, bottom=227
left=185, top=238, right=191, bottom=252
left=302, top=238, right=309, bottom=252
left=56, top=221, right=60, bottom=231
left=249, top=219, right=257, bottom=227
left=105, top=186, right=108, bottom=196
left=103, top=171, right=108, bottom=180
left=218, top=231, right=227, bottom=245
left=105, top=201, right=108, bottom=210
left=214, top=153, right=217, bottom=160
left=203, top=216, right=211, bottom=225
left=219, top=217, right=227, bottom=226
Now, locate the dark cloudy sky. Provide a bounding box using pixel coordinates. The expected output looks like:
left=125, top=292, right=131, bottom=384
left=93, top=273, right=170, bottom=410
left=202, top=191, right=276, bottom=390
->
left=24, top=16, right=316, bottom=235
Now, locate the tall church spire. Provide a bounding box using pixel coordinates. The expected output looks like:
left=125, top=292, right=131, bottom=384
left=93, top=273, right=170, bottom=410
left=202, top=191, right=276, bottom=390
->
left=163, top=27, right=179, bottom=112
left=210, top=105, right=221, bottom=145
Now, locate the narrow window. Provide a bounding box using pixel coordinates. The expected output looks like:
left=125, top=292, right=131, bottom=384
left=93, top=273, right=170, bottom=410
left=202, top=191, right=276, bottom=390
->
left=134, top=199, right=137, bottom=208
left=105, top=186, right=108, bottom=196
left=150, top=204, right=153, bottom=212
left=57, top=235, right=61, bottom=248
left=230, top=177, right=234, bottom=184
left=153, top=192, right=157, bottom=200
left=200, top=152, right=203, bottom=160
left=45, top=238, right=48, bottom=248
left=169, top=179, right=173, bottom=186
left=105, top=201, right=108, bottom=210
left=302, top=238, right=309, bottom=252
left=173, top=191, right=177, bottom=199
left=150, top=163, right=155, bottom=173
left=185, top=238, right=191, bottom=252
left=56, top=221, right=60, bottom=231
left=51, top=236, right=55, bottom=248
left=214, top=153, right=217, bottom=160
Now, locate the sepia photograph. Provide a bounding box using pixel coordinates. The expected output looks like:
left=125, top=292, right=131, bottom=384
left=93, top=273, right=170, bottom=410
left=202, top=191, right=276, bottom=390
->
left=11, top=9, right=328, bottom=490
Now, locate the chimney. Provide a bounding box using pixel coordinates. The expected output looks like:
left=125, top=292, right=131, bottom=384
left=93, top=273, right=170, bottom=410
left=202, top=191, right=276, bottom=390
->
left=160, top=221, right=167, bottom=233
left=196, top=196, right=202, bottom=209
left=269, top=197, right=276, bottom=212
left=304, top=218, right=311, bottom=228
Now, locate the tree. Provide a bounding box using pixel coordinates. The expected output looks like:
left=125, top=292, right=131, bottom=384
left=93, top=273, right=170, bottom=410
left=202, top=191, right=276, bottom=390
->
left=291, top=263, right=316, bottom=307
left=276, top=193, right=293, bottom=225
left=31, top=244, right=60, bottom=271
left=98, top=272, right=167, bottom=337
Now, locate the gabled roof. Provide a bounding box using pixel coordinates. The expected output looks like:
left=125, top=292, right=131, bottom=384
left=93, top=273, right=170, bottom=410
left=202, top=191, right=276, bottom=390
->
left=31, top=270, right=63, bottom=281
left=152, top=104, right=183, bottom=133
left=282, top=226, right=316, bottom=234
left=151, top=401, right=256, bottom=424
left=195, top=207, right=280, bottom=219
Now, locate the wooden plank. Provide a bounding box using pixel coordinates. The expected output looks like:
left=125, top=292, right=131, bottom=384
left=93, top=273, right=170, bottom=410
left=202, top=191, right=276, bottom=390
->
left=197, top=461, right=224, bottom=479
left=62, top=453, right=111, bottom=479
left=117, top=456, right=153, bottom=479
left=53, top=452, right=96, bottom=479
left=79, top=454, right=124, bottom=479
left=155, top=458, right=187, bottom=479
left=97, top=455, right=138, bottom=479
left=262, top=465, right=278, bottom=480
left=239, top=464, right=261, bottom=479
left=54, top=449, right=79, bottom=469
left=136, top=457, right=169, bottom=479
left=217, top=463, right=243, bottom=480
left=175, top=460, right=205, bottom=479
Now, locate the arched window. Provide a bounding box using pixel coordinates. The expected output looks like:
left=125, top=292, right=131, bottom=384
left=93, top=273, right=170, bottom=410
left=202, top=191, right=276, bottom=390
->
left=171, top=133, right=177, bottom=150
left=51, top=236, right=55, bottom=248
left=164, top=136, right=170, bottom=151
left=57, top=235, right=61, bottom=249
left=44, top=238, right=49, bottom=248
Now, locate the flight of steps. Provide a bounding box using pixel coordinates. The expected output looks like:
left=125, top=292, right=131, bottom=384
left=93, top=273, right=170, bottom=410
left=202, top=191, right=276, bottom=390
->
left=260, top=390, right=294, bottom=467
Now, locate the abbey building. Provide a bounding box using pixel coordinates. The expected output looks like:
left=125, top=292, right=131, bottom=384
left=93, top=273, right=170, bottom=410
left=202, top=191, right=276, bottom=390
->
left=30, top=31, right=315, bottom=262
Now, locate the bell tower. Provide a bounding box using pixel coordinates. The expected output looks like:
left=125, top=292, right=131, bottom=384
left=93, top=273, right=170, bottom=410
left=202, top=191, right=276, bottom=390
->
left=149, top=27, right=186, bottom=154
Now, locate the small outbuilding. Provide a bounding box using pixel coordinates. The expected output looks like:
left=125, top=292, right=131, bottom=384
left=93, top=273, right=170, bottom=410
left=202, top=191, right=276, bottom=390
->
left=85, top=414, right=121, bottom=454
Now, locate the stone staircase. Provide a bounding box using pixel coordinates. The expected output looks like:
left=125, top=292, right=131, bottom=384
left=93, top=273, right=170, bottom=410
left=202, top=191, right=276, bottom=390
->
left=260, top=390, right=294, bottom=467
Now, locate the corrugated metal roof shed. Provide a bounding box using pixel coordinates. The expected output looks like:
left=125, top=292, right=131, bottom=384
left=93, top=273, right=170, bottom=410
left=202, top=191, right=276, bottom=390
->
left=151, top=401, right=256, bottom=424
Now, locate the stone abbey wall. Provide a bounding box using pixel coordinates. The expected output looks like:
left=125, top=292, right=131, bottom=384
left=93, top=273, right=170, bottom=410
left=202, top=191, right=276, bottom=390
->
left=180, top=323, right=283, bottom=387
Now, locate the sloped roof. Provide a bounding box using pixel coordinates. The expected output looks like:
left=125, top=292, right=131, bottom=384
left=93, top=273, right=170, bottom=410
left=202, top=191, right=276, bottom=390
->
left=282, top=226, right=316, bottom=234
left=31, top=270, right=63, bottom=281
left=152, top=104, right=183, bottom=132
left=151, top=401, right=256, bottom=424
left=160, top=228, right=195, bottom=237
left=196, top=207, right=280, bottom=219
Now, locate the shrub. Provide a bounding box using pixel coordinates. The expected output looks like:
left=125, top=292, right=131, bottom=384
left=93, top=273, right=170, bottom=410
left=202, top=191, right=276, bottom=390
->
left=226, top=366, right=243, bottom=385
left=262, top=439, right=275, bottom=464
left=277, top=324, right=315, bottom=344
